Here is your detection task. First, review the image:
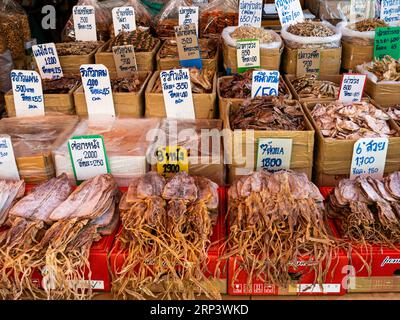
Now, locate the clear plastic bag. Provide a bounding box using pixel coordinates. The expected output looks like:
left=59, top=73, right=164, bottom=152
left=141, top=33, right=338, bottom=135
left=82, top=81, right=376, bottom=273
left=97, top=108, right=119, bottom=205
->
left=62, top=0, right=113, bottom=42
left=0, top=50, right=13, bottom=94
left=281, top=21, right=342, bottom=49
left=53, top=118, right=161, bottom=186
left=199, top=0, right=238, bottom=38
left=337, top=21, right=376, bottom=46
left=222, top=26, right=282, bottom=49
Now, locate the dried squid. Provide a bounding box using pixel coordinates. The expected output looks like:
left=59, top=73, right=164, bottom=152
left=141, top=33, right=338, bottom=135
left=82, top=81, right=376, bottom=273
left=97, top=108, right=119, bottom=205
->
left=111, top=172, right=220, bottom=300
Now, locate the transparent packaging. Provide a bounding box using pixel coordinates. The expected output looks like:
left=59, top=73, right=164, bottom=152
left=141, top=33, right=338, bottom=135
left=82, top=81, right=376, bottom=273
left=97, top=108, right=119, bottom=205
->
left=222, top=26, right=282, bottom=49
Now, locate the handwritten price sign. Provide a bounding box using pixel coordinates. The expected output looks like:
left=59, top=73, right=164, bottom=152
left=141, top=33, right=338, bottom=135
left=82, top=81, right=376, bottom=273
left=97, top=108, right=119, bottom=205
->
left=338, top=74, right=366, bottom=103
left=239, top=0, right=263, bottom=28
left=251, top=70, right=280, bottom=98
left=257, top=138, right=293, bottom=172
left=73, top=5, right=97, bottom=41
left=32, top=43, right=63, bottom=80
left=275, top=0, right=304, bottom=27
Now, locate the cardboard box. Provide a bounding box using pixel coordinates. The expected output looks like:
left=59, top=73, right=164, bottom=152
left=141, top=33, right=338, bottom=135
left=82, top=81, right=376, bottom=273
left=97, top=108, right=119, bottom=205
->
left=282, top=46, right=342, bottom=75
left=224, top=101, right=314, bottom=173
left=95, top=39, right=161, bottom=76
left=145, top=71, right=217, bottom=119
left=364, top=78, right=400, bottom=108
left=217, top=75, right=292, bottom=120
left=222, top=41, right=282, bottom=75
left=156, top=38, right=219, bottom=71
left=303, top=101, right=400, bottom=187
left=341, top=40, right=373, bottom=71
left=73, top=71, right=151, bottom=117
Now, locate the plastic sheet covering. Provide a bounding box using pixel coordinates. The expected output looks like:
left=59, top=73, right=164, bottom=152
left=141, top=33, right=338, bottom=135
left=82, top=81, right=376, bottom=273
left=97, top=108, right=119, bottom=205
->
left=281, top=21, right=342, bottom=49
left=222, top=26, right=282, bottom=49
left=0, top=116, right=79, bottom=183
left=0, top=50, right=13, bottom=94
left=53, top=118, right=161, bottom=186
left=337, top=21, right=380, bottom=46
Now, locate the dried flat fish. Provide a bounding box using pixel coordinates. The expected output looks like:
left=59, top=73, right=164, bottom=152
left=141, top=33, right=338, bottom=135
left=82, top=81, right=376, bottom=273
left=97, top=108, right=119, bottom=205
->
left=56, top=42, right=103, bottom=55
left=42, top=77, right=80, bottom=94
left=111, top=74, right=142, bottom=92
left=105, top=30, right=157, bottom=52
left=159, top=38, right=217, bottom=59
left=291, top=74, right=339, bottom=99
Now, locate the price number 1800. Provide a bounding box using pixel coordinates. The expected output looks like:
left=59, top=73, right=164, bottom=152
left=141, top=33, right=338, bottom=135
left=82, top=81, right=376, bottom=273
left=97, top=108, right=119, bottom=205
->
left=261, top=158, right=282, bottom=169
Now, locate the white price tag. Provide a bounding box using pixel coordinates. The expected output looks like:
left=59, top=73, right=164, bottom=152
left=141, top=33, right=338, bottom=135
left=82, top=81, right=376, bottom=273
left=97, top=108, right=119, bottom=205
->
left=350, top=138, right=388, bottom=179
left=80, top=64, right=115, bottom=118
left=257, top=138, right=293, bottom=172
left=32, top=43, right=63, bottom=80
left=68, top=135, right=110, bottom=181
left=112, top=6, right=136, bottom=36
left=160, top=69, right=195, bottom=119
left=178, top=6, right=199, bottom=35
left=239, top=0, right=263, bottom=28
left=380, top=0, right=400, bottom=26
left=338, top=74, right=366, bottom=103
left=275, top=0, right=304, bottom=27
left=11, top=70, right=45, bottom=117
left=0, top=135, right=20, bottom=181
left=73, top=5, right=97, bottom=41
left=251, top=70, right=280, bottom=98
left=237, top=39, right=260, bottom=73
left=112, top=45, right=137, bottom=77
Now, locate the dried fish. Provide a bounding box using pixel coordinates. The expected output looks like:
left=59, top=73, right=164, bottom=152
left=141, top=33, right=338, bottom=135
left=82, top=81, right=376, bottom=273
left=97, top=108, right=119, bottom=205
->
left=311, top=101, right=397, bottom=139
left=348, top=19, right=387, bottom=32
left=159, top=38, right=217, bottom=59
left=230, top=26, right=276, bottom=44
left=291, top=74, right=339, bottom=99
left=287, top=21, right=335, bottom=37
left=230, top=96, right=305, bottom=130
left=105, top=30, right=157, bottom=52
left=219, top=69, right=290, bottom=99
left=55, top=42, right=103, bottom=56
left=386, top=105, right=400, bottom=125
left=42, top=77, right=80, bottom=94
left=111, top=74, right=142, bottom=93
left=364, top=56, right=400, bottom=82
left=199, top=11, right=238, bottom=37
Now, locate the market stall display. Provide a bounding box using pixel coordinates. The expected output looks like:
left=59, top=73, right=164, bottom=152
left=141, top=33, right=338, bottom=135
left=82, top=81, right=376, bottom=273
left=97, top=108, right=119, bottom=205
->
left=386, top=105, right=400, bottom=125
left=0, top=180, right=25, bottom=227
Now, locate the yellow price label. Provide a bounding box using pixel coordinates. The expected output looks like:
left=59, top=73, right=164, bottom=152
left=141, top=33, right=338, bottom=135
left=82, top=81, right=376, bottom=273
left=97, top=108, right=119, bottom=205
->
left=156, top=146, right=189, bottom=178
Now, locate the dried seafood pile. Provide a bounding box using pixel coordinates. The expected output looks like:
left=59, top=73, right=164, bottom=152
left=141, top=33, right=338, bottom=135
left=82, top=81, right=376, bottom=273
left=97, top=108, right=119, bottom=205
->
left=311, top=101, right=397, bottom=139
left=291, top=74, right=339, bottom=99
left=230, top=96, right=305, bottom=130
left=0, top=174, right=119, bottom=300
left=230, top=26, right=275, bottom=44
left=222, top=171, right=336, bottom=289
left=364, top=56, right=400, bottom=82
left=219, top=70, right=290, bottom=99
left=287, top=21, right=335, bottom=37
left=111, top=172, right=220, bottom=300
left=0, top=180, right=25, bottom=227
left=42, top=77, right=81, bottom=94
left=386, top=105, right=400, bottom=125
left=152, top=67, right=214, bottom=94
left=55, top=42, right=103, bottom=56
left=348, top=19, right=387, bottom=32
left=105, top=30, right=157, bottom=52
left=199, top=11, right=238, bottom=37
left=159, top=39, right=217, bottom=59
left=111, top=74, right=142, bottom=92
left=328, top=173, right=400, bottom=245
left=155, top=19, right=178, bottom=38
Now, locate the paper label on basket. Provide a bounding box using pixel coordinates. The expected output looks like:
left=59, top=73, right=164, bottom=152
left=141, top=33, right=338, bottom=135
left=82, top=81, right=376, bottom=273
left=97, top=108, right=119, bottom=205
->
left=178, top=6, right=199, bottom=36
left=380, top=0, right=400, bottom=26
left=256, top=138, right=293, bottom=172
left=156, top=146, right=189, bottom=178
left=73, top=5, right=97, bottom=41
left=239, top=0, right=263, bottom=28
left=275, top=0, right=304, bottom=27
left=80, top=64, right=115, bottom=117
left=296, top=48, right=320, bottom=77
left=32, top=43, right=63, bottom=80
left=251, top=70, right=280, bottom=98
left=350, top=0, right=375, bottom=23
left=0, top=135, right=20, bottom=181
left=112, top=45, right=138, bottom=77
left=374, top=27, right=400, bottom=60
left=237, top=39, right=260, bottom=73
left=338, top=74, right=366, bottom=103
left=350, top=138, right=388, bottom=180
left=174, top=23, right=202, bottom=69
left=11, top=70, right=45, bottom=117
left=160, top=69, right=195, bottom=119
left=68, top=135, right=110, bottom=182
left=112, top=6, right=136, bottom=36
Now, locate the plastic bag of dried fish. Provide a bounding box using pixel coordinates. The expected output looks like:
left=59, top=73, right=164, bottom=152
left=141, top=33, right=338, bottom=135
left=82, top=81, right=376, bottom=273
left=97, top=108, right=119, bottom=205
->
left=281, top=20, right=342, bottom=49
left=222, top=26, right=282, bottom=49
left=357, top=56, right=400, bottom=83
left=337, top=19, right=388, bottom=46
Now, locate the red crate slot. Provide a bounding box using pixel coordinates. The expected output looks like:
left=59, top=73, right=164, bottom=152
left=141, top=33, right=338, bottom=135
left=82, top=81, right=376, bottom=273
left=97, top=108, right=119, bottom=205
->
left=319, top=187, right=334, bottom=200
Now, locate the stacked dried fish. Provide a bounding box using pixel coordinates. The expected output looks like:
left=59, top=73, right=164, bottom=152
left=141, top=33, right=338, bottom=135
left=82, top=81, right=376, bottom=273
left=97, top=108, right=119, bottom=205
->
left=199, top=11, right=238, bottom=37
left=105, top=30, right=157, bottom=52
left=152, top=67, right=214, bottom=94
left=111, top=172, right=220, bottom=300
left=386, top=105, right=400, bottom=125
left=348, top=19, right=387, bottom=32
left=287, top=21, right=335, bottom=37
left=230, top=96, right=305, bottom=130
left=159, top=39, right=217, bottom=59
left=328, top=173, right=400, bottom=245
left=311, top=101, right=397, bottom=140
left=291, top=74, right=339, bottom=99
left=222, top=171, right=336, bottom=289
left=230, top=26, right=276, bottom=44
left=42, top=77, right=81, bottom=94
left=0, top=180, right=25, bottom=227
left=111, top=74, right=142, bottom=92
left=219, top=69, right=290, bottom=99
left=56, top=42, right=103, bottom=56
left=364, top=56, right=400, bottom=82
